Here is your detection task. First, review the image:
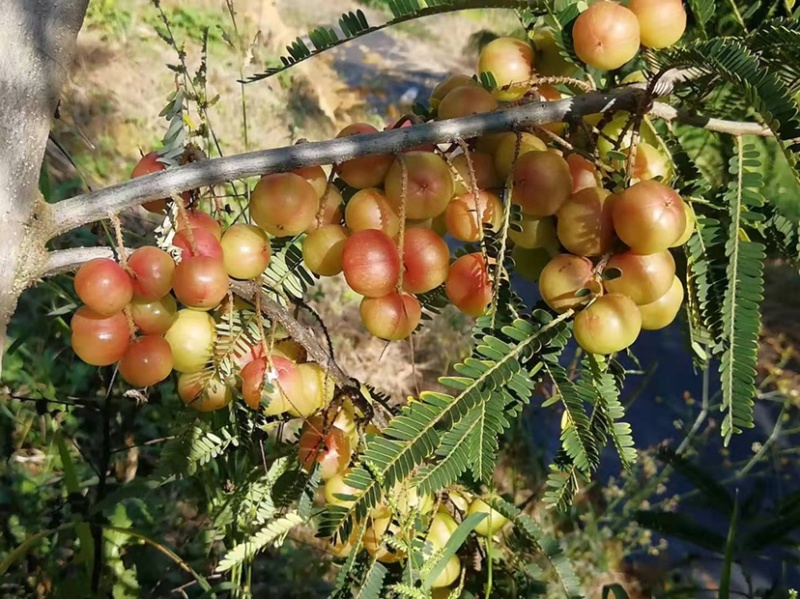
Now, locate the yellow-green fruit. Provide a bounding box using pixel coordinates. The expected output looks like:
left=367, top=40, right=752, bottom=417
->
left=428, top=509, right=459, bottom=546
left=165, top=310, right=217, bottom=373
left=532, top=28, right=577, bottom=77
left=494, top=132, right=548, bottom=179
left=509, top=214, right=557, bottom=249
left=286, top=362, right=334, bottom=417
left=574, top=293, right=642, bottom=355
left=628, top=0, right=687, bottom=49
left=638, top=275, right=684, bottom=330
left=302, top=224, right=349, bottom=277
left=431, top=555, right=461, bottom=589
left=512, top=246, right=552, bottom=281
left=478, top=37, right=534, bottom=102
left=324, top=469, right=359, bottom=508
left=670, top=203, right=696, bottom=247
left=468, top=497, right=508, bottom=537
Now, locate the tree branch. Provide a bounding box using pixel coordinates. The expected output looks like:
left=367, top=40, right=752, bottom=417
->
left=650, top=102, right=773, bottom=137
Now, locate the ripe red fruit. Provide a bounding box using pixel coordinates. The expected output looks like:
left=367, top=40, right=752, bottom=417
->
left=241, top=356, right=301, bottom=415
left=572, top=2, right=641, bottom=71
left=556, top=188, right=616, bottom=257
left=446, top=253, right=493, bottom=317
left=250, top=172, right=319, bottom=237
left=302, top=224, right=349, bottom=277
left=574, top=293, right=642, bottom=355
left=130, top=295, right=178, bottom=335
left=360, top=292, right=421, bottom=340
left=131, top=152, right=190, bottom=213
left=538, top=254, right=598, bottom=313
left=512, top=151, right=573, bottom=217
left=437, top=85, right=498, bottom=120
left=127, top=246, right=175, bottom=300
left=220, top=224, right=271, bottom=280
left=444, top=191, right=504, bottom=242
left=173, top=226, right=224, bottom=260
left=299, top=417, right=353, bottom=480
left=74, top=258, right=134, bottom=316
left=119, top=336, right=173, bottom=387
left=335, top=124, right=394, bottom=189
left=478, top=37, right=534, bottom=102
left=70, top=307, right=131, bottom=366
left=384, top=152, right=455, bottom=220
left=604, top=250, right=676, bottom=305
left=177, top=209, right=222, bottom=240
left=342, top=230, right=401, bottom=298
left=613, top=181, right=687, bottom=254
left=172, top=256, right=229, bottom=310
left=345, top=188, right=400, bottom=236
left=628, top=0, right=686, bottom=49
left=401, top=228, right=450, bottom=294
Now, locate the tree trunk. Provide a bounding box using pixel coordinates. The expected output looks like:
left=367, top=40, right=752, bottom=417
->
left=0, top=0, right=88, bottom=376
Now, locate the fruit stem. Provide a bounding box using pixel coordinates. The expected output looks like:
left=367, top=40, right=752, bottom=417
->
left=175, top=200, right=198, bottom=255
left=108, top=212, right=130, bottom=271
left=395, top=153, right=408, bottom=292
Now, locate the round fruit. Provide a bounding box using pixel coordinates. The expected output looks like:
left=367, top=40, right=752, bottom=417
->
left=430, top=74, right=479, bottom=110
left=603, top=250, right=675, bottom=305
left=393, top=481, right=434, bottom=516
left=402, top=227, right=451, bottom=294
left=556, top=187, right=615, bottom=256
left=446, top=253, right=493, bottom=317
left=628, top=0, right=686, bottom=49
left=172, top=256, right=229, bottom=310
left=342, top=230, right=401, bottom=297
left=345, top=188, right=401, bottom=236
left=273, top=338, right=307, bottom=363
left=118, top=335, right=173, bottom=387
left=451, top=151, right=501, bottom=196
left=360, top=292, right=421, bottom=341
left=437, top=85, right=498, bottom=120
left=250, top=172, right=318, bottom=237
left=74, top=258, right=134, bottom=316
left=509, top=214, right=557, bottom=249
left=292, top=165, right=328, bottom=198
left=173, top=226, right=224, bottom=260
left=220, top=224, right=271, bottom=280
left=306, top=185, right=344, bottom=233
left=127, top=246, right=175, bottom=300
left=70, top=307, right=130, bottom=366
left=240, top=355, right=300, bottom=415
left=444, top=190, right=504, bottom=242
left=512, top=151, right=573, bottom=217
left=468, top=497, right=508, bottom=536
left=533, top=28, right=578, bottom=77
left=164, top=309, right=216, bottom=373
left=494, top=132, right=548, bottom=179
left=335, top=124, right=394, bottom=189
left=633, top=142, right=671, bottom=183
left=567, top=154, right=599, bottom=193
left=478, top=37, right=534, bottom=101
left=671, top=203, right=695, bottom=247
left=177, top=373, right=232, bottom=412
left=324, top=469, right=359, bottom=508
left=131, top=152, right=189, bottom=213
left=428, top=510, right=459, bottom=547
left=572, top=1, right=641, bottom=71
left=574, top=293, right=642, bottom=354
left=385, top=152, right=455, bottom=220
left=613, top=181, right=687, bottom=254
left=638, top=275, right=684, bottom=330
left=299, top=417, right=352, bottom=480
left=130, top=294, right=178, bottom=335
left=364, top=507, right=403, bottom=563
left=512, top=246, right=552, bottom=281
left=302, top=224, right=349, bottom=276
left=178, top=209, right=222, bottom=240
left=538, top=254, right=597, bottom=313
left=432, top=556, right=461, bottom=589
left=288, top=362, right=335, bottom=417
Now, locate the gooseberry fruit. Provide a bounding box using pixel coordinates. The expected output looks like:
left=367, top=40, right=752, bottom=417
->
left=451, top=152, right=500, bottom=198
left=306, top=185, right=344, bottom=233
left=437, top=85, right=498, bottom=120
left=172, top=256, right=229, bottom=311
left=70, top=307, right=130, bottom=366
left=603, top=250, right=676, bottom=305
left=250, top=172, right=318, bottom=237
left=173, top=226, right=224, bottom=260
left=220, top=224, right=271, bottom=280
left=385, top=152, right=455, bottom=220
left=324, top=469, right=359, bottom=508
left=512, top=151, right=573, bottom=216
left=401, top=227, right=451, bottom=294
left=638, top=275, right=684, bottom=330
left=119, top=335, right=173, bottom=387
left=360, top=292, right=421, bottom=341
left=130, top=294, right=178, bottom=335
left=494, top=132, right=548, bottom=179
left=509, top=214, right=557, bottom=250
left=446, top=253, right=493, bottom=317
left=572, top=1, right=641, bottom=71
left=567, top=154, right=599, bottom=193
left=512, top=246, right=551, bottom=281
left=131, top=152, right=190, bottom=213
left=430, top=74, right=479, bottom=110
left=538, top=254, right=598, bottom=313
left=342, top=230, right=401, bottom=297
left=444, top=190, right=504, bottom=242
left=613, top=181, right=687, bottom=254
left=177, top=373, right=233, bottom=412
left=670, top=203, right=695, bottom=247
left=299, top=417, right=352, bottom=480
left=302, top=224, right=349, bottom=277
left=628, top=0, right=686, bottom=49
left=127, top=247, right=175, bottom=300
left=74, top=258, right=134, bottom=316
left=573, top=293, right=642, bottom=354
left=468, top=497, right=508, bottom=536
left=164, top=309, right=216, bottom=373
left=556, top=187, right=615, bottom=257
left=178, top=209, right=222, bottom=240
left=292, top=165, right=328, bottom=198
left=345, top=188, right=400, bottom=236
left=240, top=355, right=300, bottom=415
left=478, top=37, right=534, bottom=102
left=335, top=124, right=394, bottom=189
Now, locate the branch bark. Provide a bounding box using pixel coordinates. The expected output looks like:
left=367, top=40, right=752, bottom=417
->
left=0, top=0, right=89, bottom=377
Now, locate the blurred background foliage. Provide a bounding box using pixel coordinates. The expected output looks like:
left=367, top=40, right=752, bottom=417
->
left=1, top=0, right=800, bottom=597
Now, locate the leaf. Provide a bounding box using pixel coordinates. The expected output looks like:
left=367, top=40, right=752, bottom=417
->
left=215, top=512, right=304, bottom=572
left=719, top=493, right=740, bottom=599
left=353, top=558, right=388, bottom=599
left=422, top=513, right=486, bottom=590
left=602, top=583, right=630, bottom=599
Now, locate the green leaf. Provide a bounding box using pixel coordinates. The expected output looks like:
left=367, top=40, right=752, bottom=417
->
left=354, top=558, right=388, bottom=599
left=55, top=431, right=94, bottom=569
left=215, top=512, right=304, bottom=572
left=422, top=513, right=486, bottom=590
left=719, top=493, right=740, bottom=599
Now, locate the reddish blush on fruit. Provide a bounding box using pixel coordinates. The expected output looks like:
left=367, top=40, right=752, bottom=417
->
left=345, top=188, right=401, bottom=236
left=444, top=191, right=504, bottom=242
left=298, top=417, right=353, bottom=480
left=567, top=154, right=599, bottom=193
left=74, top=258, right=134, bottom=316
left=172, top=256, right=229, bottom=310
left=241, top=356, right=301, bottom=415
left=512, top=151, right=573, bottom=217
left=177, top=209, right=222, bottom=240
left=131, top=152, right=190, bottom=213
left=119, top=336, right=173, bottom=387
left=494, top=132, right=548, bottom=179
left=250, top=172, right=319, bottom=237
left=572, top=1, right=641, bottom=71
left=335, top=124, right=394, bottom=188
left=612, top=181, right=687, bottom=254
left=429, top=74, right=479, bottom=110
left=342, top=230, right=401, bottom=298
left=478, top=37, right=534, bottom=101
left=173, top=226, right=224, bottom=260
left=402, top=228, right=450, bottom=294
left=178, top=373, right=233, bottom=412
left=384, top=152, right=455, bottom=220
left=451, top=151, right=501, bottom=196
left=556, top=188, right=616, bottom=257
left=604, top=250, right=676, bottom=305
left=128, top=246, right=175, bottom=300
left=360, top=292, right=421, bottom=340
left=446, top=253, right=493, bottom=317
left=70, top=307, right=131, bottom=366
left=437, top=85, right=498, bottom=120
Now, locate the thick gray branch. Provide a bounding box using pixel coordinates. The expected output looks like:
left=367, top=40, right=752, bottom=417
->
left=650, top=102, right=772, bottom=137
left=50, top=88, right=646, bottom=237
